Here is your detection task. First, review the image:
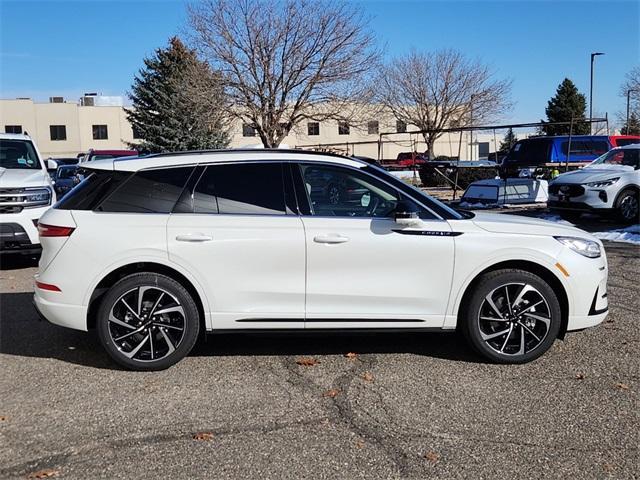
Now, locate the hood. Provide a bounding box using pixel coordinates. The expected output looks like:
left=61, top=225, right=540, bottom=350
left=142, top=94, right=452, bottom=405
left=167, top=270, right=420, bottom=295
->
left=0, top=167, right=51, bottom=189
left=551, top=166, right=632, bottom=185
left=471, top=212, right=593, bottom=239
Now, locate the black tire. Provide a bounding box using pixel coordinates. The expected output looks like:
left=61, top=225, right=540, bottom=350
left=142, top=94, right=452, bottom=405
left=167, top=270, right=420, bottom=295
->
left=97, top=272, right=200, bottom=371
left=461, top=269, right=561, bottom=364
left=615, top=189, right=639, bottom=224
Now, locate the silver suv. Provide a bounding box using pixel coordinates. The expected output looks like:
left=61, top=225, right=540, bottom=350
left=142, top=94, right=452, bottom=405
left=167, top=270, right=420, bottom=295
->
left=548, top=144, right=640, bottom=223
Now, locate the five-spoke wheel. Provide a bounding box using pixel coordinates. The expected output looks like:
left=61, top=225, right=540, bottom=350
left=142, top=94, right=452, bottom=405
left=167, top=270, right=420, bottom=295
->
left=462, top=269, right=561, bottom=363
left=97, top=273, right=200, bottom=370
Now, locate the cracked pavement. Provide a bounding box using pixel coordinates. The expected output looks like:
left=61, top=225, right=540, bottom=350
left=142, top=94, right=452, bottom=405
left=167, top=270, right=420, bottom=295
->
left=0, top=240, right=638, bottom=479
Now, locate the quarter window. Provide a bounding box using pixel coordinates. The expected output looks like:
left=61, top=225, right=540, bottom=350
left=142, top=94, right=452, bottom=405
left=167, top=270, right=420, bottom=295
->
left=190, top=163, right=286, bottom=215
left=50, top=125, right=67, bottom=141
left=97, top=167, right=194, bottom=213
left=298, top=164, right=427, bottom=218
left=92, top=124, right=108, bottom=140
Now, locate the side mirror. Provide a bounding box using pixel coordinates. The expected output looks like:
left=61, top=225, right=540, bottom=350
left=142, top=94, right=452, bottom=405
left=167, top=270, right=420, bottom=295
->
left=47, top=159, right=58, bottom=171
left=394, top=201, right=421, bottom=226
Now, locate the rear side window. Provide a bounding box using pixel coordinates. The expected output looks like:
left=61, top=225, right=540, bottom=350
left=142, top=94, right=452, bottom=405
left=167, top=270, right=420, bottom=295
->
left=178, top=163, right=286, bottom=215
left=97, top=167, right=194, bottom=213
left=56, top=170, right=130, bottom=210
left=504, top=139, right=552, bottom=164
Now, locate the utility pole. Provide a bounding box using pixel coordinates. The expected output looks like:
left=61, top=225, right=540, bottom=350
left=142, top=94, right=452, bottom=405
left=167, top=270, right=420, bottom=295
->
left=589, top=52, right=605, bottom=134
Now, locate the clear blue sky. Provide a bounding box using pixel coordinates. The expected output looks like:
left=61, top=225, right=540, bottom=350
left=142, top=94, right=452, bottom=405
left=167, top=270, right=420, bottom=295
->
left=1, top=0, right=638, bottom=126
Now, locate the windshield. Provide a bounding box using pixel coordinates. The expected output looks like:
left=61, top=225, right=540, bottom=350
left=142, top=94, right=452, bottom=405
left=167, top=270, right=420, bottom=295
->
left=0, top=139, right=42, bottom=170
left=589, top=149, right=639, bottom=169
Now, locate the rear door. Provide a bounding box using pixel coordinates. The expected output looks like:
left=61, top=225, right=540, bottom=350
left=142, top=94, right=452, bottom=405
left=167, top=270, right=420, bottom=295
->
left=167, top=162, right=306, bottom=329
left=294, top=162, right=455, bottom=328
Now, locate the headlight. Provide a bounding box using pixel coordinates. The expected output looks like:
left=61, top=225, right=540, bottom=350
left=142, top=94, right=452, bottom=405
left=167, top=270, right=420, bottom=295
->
left=585, top=177, right=619, bottom=188
left=555, top=236, right=601, bottom=258
left=23, top=188, right=52, bottom=208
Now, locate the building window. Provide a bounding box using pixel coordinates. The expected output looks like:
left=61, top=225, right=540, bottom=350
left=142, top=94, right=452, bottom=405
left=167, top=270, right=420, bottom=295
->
left=338, top=121, right=350, bottom=135
left=50, top=125, right=67, bottom=141
left=396, top=120, right=407, bottom=133
left=92, top=124, right=108, bottom=140
left=367, top=121, right=379, bottom=135
left=242, top=124, right=256, bottom=137
left=5, top=125, right=22, bottom=134
left=132, top=126, right=143, bottom=139
left=307, top=122, right=320, bottom=136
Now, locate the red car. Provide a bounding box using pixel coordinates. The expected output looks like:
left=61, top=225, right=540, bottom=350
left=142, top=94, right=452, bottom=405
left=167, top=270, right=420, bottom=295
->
left=609, top=135, right=640, bottom=147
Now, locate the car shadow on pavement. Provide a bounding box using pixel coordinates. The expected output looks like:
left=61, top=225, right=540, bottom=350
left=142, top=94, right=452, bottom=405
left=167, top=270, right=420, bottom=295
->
left=0, top=292, right=482, bottom=370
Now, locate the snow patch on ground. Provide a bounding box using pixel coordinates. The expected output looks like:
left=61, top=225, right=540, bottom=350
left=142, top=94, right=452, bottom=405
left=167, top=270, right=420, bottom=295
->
left=592, top=224, right=640, bottom=245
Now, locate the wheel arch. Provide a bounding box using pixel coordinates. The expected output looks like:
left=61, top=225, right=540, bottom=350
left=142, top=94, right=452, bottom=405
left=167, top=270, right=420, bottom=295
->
left=87, top=261, right=208, bottom=334
left=456, top=259, right=570, bottom=339
left=613, top=183, right=639, bottom=206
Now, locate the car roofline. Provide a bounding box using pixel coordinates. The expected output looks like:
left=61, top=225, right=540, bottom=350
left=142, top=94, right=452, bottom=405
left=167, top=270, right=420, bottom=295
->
left=81, top=149, right=368, bottom=172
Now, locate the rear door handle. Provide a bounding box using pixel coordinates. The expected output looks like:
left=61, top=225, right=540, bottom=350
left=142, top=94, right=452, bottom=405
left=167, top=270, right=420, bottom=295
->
left=175, top=233, right=213, bottom=243
left=313, top=234, right=349, bottom=244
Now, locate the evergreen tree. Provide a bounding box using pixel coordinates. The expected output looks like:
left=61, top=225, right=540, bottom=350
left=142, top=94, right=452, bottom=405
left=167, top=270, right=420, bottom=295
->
left=541, top=78, right=589, bottom=136
left=127, top=37, right=229, bottom=153
left=499, top=128, right=518, bottom=152
left=621, top=112, right=640, bottom=135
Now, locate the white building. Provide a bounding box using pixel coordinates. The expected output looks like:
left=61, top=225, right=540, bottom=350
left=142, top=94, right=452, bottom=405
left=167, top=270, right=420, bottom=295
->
left=0, top=95, right=506, bottom=160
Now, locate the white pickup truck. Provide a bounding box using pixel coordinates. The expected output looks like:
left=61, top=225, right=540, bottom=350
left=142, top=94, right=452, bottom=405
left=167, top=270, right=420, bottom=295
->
left=0, top=133, right=57, bottom=255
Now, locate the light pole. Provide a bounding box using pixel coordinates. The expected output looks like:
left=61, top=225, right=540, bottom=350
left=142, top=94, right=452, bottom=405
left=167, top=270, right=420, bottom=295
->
left=589, top=52, right=605, bottom=134
left=469, top=94, right=475, bottom=161
left=626, top=89, right=638, bottom=133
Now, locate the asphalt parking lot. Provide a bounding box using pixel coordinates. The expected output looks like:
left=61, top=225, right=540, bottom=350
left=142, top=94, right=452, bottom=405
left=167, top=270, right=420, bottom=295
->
left=0, top=236, right=638, bottom=479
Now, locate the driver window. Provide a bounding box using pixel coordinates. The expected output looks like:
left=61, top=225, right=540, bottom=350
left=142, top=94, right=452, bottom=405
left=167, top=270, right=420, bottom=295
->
left=300, top=164, right=417, bottom=218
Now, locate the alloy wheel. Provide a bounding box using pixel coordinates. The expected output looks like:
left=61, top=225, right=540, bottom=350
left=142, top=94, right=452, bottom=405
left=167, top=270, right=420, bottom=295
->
left=108, top=286, right=186, bottom=362
left=477, top=283, right=551, bottom=357
left=620, top=194, right=638, bottom=221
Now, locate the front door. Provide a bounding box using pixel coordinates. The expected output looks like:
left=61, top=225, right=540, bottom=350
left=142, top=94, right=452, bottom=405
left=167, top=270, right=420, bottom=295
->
left=167, top=162, right=305, bottom=329
left=296, top=163, right=455, bottom=328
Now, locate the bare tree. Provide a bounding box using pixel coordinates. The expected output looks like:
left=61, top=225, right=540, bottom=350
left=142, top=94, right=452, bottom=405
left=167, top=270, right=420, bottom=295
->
left=187, top=0, right=378, bottom=148
left=376, top=50, right=512, bottom=158
left=618, top=65, right=640, bottom=130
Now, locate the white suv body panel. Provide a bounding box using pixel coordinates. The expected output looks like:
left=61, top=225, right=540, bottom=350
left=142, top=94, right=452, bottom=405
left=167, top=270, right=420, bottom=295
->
left=0, top=134, right=56, bottom=251
left=34, top=151, right=609, bottom=337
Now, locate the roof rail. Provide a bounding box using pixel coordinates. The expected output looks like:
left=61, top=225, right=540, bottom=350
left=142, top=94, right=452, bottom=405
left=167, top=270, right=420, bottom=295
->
left=141, top=148, right=354, bottom=161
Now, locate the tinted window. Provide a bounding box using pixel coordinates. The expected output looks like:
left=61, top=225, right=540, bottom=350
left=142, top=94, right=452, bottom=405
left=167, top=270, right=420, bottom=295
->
left=591, top=149, right=639, bottom=169
left=97, top=167, right=194, bottom=213
left=307, top=122, right=320, bottom=136
left=92, top=125, right=108, bottom=140
left=50, top=125, right=67, bottom=141
left=504, top=139, right=552, bottom=165
left=56, top=171, right=130, bottom=210
left=615, top=138, right=640, bottom=147
left=561, top=140, right=609, bottom=156
left=299, top=164, right=428, bottom=218
left=187, top=163, right=285, bottom=215
left=5, top=125, right=22, bottom=134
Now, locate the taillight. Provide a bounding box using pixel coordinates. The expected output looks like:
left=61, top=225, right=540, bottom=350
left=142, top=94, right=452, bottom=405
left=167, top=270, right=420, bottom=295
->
left=38, top=223, right=75, bottom=237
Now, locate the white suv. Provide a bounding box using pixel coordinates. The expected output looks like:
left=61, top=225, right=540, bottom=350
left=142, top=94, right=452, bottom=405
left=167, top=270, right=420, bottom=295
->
left=1, top=133, right=56, bottom=255
left=548, top=144, right=639, bottom=223
left=34, top=150, right=609, bottom=370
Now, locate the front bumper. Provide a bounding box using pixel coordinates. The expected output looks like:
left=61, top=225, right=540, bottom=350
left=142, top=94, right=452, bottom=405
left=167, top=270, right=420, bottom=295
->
left=0, top=222, right=41, bottom=254
left=548, top=185, right=614, bottom=212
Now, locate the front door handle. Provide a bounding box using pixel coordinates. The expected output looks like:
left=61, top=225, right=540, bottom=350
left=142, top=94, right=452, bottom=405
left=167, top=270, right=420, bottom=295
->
left=175, top=233, right=213, bottom=243
left=313, top=234, right=350, bottom=244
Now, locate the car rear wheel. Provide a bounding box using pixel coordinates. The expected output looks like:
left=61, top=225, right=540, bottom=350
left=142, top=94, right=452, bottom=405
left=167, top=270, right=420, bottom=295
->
left=97, top=273, right=200, bottom=371
left=461, top=269, right=561, bottom=364
left=615, top=189, right=639, bottom=224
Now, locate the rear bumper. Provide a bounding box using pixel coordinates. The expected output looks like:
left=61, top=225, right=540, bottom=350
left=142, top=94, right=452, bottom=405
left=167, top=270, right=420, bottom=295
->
left=33, top=288, right=88, bottom=331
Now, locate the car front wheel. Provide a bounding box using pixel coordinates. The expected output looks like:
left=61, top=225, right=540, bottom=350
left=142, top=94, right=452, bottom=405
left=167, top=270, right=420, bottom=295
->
left=615, top=189, right=639, bottom=224
left=461, top=269, right=561, bottom=364
left=97, top=273, right=200, bottom=371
